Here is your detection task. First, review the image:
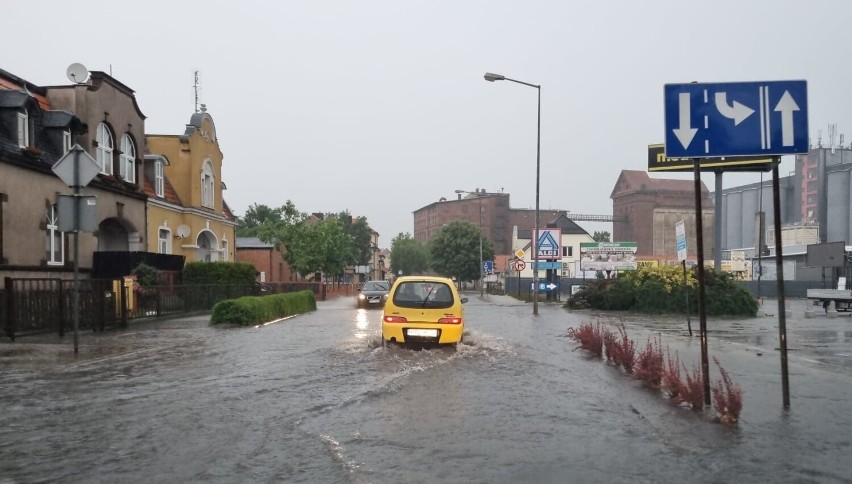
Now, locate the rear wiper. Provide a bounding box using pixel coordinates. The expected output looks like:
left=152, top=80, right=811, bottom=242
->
left=422, top=287, right=435, bottom=307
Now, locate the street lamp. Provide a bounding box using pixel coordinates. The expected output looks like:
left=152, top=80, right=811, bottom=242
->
left=455, top=189, right=484, bottom=297
left=484, top=72, right=541, bottom=315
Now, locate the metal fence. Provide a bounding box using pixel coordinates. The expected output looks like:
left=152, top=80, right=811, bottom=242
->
left=1, top=278, right=336, bottom=341
left=2, top=278, right=118, bottom=340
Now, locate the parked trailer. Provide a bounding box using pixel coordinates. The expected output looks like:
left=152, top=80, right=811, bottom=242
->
left=806, top=289, right=852, bottom=312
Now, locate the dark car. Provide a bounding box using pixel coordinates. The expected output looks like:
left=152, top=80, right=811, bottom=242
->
left=357, top=280, right=391, bottom=309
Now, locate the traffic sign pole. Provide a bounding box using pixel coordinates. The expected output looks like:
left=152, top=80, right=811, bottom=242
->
left=693, top=158, right=711, bottom=408
left=772, top=157, right=790, bottom=408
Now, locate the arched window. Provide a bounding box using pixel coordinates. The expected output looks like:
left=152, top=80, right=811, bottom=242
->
left=96, top=123, right=114, bottom=175
left=120, top=134, right=136, bottom=183
left=201, top=160, right=214, bottom=208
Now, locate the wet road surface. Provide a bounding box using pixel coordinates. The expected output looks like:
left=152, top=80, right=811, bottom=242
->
left=1, top=295, right=851, bottom=483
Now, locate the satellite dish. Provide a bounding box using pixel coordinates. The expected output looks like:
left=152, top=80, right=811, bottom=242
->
left=66, top=63, right=89, bottom=84
left=177, top=225, right=191, bottom=238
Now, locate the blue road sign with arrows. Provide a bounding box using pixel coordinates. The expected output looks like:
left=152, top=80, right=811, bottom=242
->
left=664, top=80, right=808, bottom=158
left=482, top=260, right=494, bottom=274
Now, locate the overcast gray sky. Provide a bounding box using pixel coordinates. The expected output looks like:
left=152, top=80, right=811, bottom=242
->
left=6, top=1, right=851, bottom=246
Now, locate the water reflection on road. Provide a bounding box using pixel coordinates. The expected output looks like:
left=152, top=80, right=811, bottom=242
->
left=1, top=295, right=851, bottom=483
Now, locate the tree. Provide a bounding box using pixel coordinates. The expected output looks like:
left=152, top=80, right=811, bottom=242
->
left=593, top=231, right=612, bottom=242
left=428, top=220, right=495, bottom=282
left=334, top=212, right=373, bottom=266
left=237, top=203, right=284, bottom=237
left=389, top=233, right=429, bottom=276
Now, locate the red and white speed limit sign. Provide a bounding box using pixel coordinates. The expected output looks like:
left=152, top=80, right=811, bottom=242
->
left=513, top=260, right=526, bottom=271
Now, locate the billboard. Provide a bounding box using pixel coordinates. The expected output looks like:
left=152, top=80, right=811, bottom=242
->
left=580, top=242, right=638, bottom=271
left=806, top=242, right=846, bottom=268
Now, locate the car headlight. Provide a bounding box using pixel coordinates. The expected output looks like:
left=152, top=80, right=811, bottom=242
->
left=358, top=294, right=366, bottom=300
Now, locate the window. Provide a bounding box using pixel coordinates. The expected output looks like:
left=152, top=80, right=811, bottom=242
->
left=96, top=123, right=113, bottom=174
left=201, top=160, right=214, bottom=208
left=155, top=160, right=165, bottom=197
left=62, top=130, right=72, bottom=154
left=563, top=246, right=573, bottom=257
left=119, top=134, right=136, bottom=183
left=47, top=205, right=64, bottom=266
left=17, top=110, right=31, bottom=148
left=158, top=228, right=171, bottom=254
left=221, top=239, right=229, bottom=261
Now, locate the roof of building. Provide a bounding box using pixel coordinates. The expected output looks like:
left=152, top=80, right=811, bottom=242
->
left=610, top=170, right=708, bottom=199
left=236, top=237, right=275, bottom=249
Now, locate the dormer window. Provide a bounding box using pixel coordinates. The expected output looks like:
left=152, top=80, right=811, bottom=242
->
left=155, top=159, right=165, bottom=197
left=119, top=134, right=136, bottom=183
left=95, top=123, right=113, bottom=175
left=17, top=109, right=32, bottom=148
left=62, top=130, right=72, bottom=154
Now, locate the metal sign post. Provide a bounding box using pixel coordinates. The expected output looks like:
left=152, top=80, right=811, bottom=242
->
left=51, top=145, right=100, bottom=354
left=664, top=80, right=807, bottom=409
left=692, top=159, right=711, bottom=407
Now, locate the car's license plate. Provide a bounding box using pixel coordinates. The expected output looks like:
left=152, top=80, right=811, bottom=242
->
left=408, top=329, right=438, bottom=337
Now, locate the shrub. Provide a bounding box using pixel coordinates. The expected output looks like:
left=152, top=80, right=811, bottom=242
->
left=681, top=364, right=705, bottom=412
left=210, top=290, right=316, bottom=325
left=634, top=336, right=664, bottom=388
left=565, top=265, right=757, bottom=317
left=567, top=322, right=604, bottom=356
left=603, top=328, right=617, bottom=362
left=184, top=261, right=257, bottom=285
left=662, top=349, right=685, bottom=402
left=613, top=323, right=636, bottom=373
left=711, top=357, right=743, bottom=425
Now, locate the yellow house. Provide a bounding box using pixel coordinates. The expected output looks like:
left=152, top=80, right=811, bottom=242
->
left=143, top=109, right=237, bottom=262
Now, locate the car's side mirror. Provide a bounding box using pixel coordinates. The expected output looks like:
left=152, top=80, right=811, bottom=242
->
left=460, top=297, right=469, bottom=304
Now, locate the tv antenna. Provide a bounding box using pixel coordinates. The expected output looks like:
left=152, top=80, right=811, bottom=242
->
left=66, top=63, right=89, bottom=84
left=193, top=70, right=202, bottom=113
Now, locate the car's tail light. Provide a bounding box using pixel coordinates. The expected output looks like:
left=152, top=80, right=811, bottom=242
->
left=438, top=317, right=462, bottom=324
left=384, top=315, right=407, bottom=323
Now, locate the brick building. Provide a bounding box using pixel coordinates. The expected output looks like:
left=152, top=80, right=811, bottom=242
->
left=413, top=189, right=571, bottom=256
left=611, top=170, right=714, bottom=259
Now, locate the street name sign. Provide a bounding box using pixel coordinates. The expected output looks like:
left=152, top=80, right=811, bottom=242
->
left=664, top=80, right=808, bottom=158
left=675, top=220, right=687, bottom=262
left=647, top=144, right=773, bottom=172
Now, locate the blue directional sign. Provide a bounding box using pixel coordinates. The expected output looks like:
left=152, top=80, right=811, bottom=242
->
left=532, top=261, right=561, bottom=270
left=530, top=281, right=560, bottom=292
left=664, top=80, right=808, bottom=158
left=482, top=260, right=494, bottom=274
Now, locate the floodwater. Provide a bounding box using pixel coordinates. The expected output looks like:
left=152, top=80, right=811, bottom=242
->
left=1, top=295, right=851, bottom=483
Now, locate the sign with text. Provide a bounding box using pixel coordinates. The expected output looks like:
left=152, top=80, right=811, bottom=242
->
left=675, top=220, right=688, bottom=262
left=533, top=228, right=562, bottom=260
left=580, top=242, right=638, bottom=271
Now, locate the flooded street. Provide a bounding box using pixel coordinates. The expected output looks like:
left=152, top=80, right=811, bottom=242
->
left=2, top=295, right=852, bottom=483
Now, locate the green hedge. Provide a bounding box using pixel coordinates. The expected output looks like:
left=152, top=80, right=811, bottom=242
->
left=184, top=261, right=257, bottom=285
left=210, top=290, right=317, bottom=326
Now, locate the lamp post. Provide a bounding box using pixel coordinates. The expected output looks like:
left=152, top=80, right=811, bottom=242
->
left=455, top=189, right=484, bottom=297
left=484, top=72, right=541, bottom=315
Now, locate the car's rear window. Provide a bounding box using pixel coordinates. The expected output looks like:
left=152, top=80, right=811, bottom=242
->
left=363, top=281, right=389, bottom=291
left=392, top=281, right=454, bottom=309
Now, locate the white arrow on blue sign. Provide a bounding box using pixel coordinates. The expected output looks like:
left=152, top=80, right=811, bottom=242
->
left=664, top=80, right=808, bottom=158
left=482, top=260, right=494, bottom=274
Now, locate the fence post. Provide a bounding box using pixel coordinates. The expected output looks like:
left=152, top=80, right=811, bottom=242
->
left=121, top=282, right=129, bottom=328
left=58, top=280, right=66, bottom=337
left=4, top=277, right=14, bottom=342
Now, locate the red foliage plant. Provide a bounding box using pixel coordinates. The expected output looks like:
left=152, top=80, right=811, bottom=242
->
left=567, top=322, right=603, bottom=356
left=662, top=349, right=684, bottom=402
left=634, top=336, right=664, bottom=388
left=711, top=357, right=743, bottom=425
left=681, top=364, right=705, bottom=412
left=602, top=328, right=617, bottom=362
left=614, top=323, right=636, bottom=373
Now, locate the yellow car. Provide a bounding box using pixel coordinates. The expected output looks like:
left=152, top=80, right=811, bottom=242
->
left=381, top=276, right=468, bottom=347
